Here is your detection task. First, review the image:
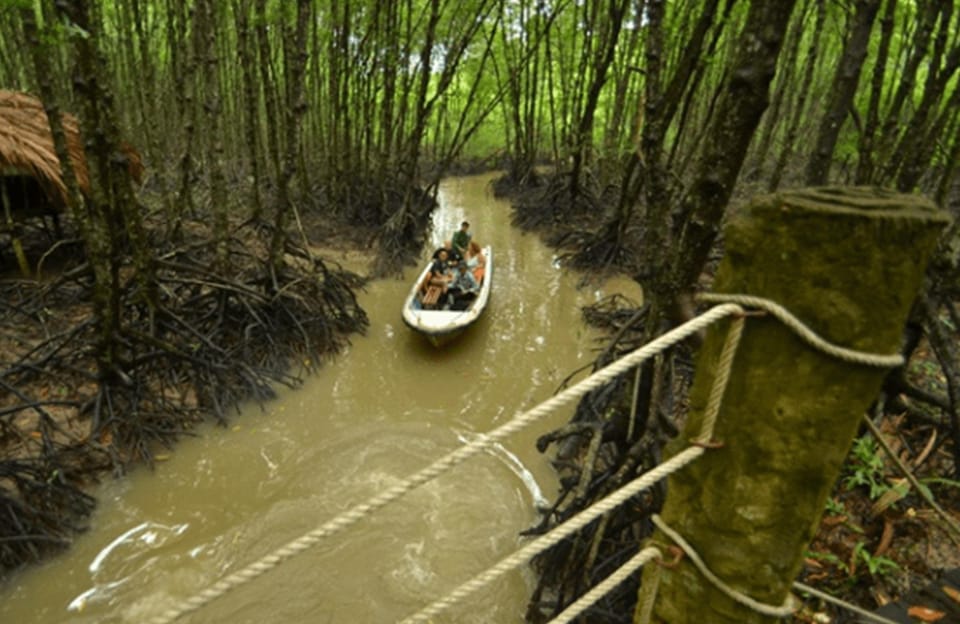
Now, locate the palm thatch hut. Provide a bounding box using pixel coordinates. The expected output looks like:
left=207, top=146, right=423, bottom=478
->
left=0, top=89, right=144, bottom=205
left=0, top=90, right=143, bottom=273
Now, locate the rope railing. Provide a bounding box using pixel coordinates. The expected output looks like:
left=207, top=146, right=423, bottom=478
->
left=401, top=312, right=747, bottom=623
left=149, top=295, right=908, bottom=624
left=148, top=302, right=745, bottom=624
left=399, top=447, right=706, bottom=623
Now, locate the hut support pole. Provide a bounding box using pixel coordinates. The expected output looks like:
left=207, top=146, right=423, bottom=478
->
left=1, top=179, right=31, bottom=277
left=637, top=188, right=950, bottom=623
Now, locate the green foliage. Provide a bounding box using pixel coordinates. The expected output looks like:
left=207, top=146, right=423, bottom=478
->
left=852, top=542, right=900, bottom=578
left=804, top=543, right=900, bottom=583
left=922, top=477, right=960, bottom=490
left=824, top=496, right=846, bottom=516
left=0, top=0, right=33, bottom=12
left=805, top=549, right=849, bottom=575
left=842, top=436, right=890, bottom=500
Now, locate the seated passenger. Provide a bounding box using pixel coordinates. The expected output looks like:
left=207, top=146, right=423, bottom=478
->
left=466, top=241, right=485, bottom=283
left=420, top=249, right=452, bottom=308
left=433, top=240, right=462, bottom=265
left=446, top=262, right=479, bottom=311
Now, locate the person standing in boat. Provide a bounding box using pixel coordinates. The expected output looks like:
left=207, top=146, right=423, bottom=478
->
left=451, top=221, right=472, bottom=258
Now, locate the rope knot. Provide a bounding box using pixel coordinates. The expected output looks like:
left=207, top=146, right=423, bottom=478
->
left=689, top=438, right=725, bottom=449
left=696, top=293, right=905, bottom=368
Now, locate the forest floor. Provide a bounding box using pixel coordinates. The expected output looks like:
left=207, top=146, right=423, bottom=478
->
left=0, top=203, right=372, bottom=575
left=797, top=344, right=960, bottom=622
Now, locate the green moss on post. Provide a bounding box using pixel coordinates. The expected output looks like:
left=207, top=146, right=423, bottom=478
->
left=637, top=187, right=950, bottom=623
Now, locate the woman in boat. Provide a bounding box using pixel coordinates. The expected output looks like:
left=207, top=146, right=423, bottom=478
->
left=420, top=249, right=453, bottom=308
left=465, top=241, right=486, bottom=283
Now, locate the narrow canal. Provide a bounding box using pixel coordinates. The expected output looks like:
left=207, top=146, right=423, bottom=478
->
left=0, top=173, right=640, bottom=623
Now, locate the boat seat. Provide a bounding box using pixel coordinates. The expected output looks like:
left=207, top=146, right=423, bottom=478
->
left=421, top=285, right=443, bottom=308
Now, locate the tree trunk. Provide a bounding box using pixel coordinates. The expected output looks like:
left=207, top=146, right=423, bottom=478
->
left=854, top=0, right=895, bottom=184
left=195, top=0, right=229, bottom=268
left=804, top=0, right=880, bottom=185
left=234, top=0, right=263, bottom=221
left=671, top=1, right=798, bottom=295
left=568, top=0, right=630, bottom=203
left=268, top=0, right=310, bottom=275
left=769, top=0, right=825, bottom=191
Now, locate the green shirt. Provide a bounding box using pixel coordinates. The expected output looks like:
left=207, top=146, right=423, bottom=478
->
left=452, top=229, right=471, bottom=253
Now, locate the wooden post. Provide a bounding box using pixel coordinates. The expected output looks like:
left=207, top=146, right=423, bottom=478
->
left=637, top=188, right=950, bottom=623
left=1, top=178, right=32, bottom=277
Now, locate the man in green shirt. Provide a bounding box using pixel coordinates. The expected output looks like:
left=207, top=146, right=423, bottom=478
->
left=451, top=221, right=471, bottom=257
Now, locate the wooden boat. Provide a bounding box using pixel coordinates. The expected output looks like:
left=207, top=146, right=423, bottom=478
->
left=402, top=246, right=492, bottom=346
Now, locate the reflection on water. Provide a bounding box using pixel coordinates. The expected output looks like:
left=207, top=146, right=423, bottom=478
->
left=0, top=173, right=640, bottom=623
left=67, top=522, right=191, bottom=613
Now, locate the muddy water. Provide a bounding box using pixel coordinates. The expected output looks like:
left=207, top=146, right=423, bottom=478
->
left=0, top=173, right=641, bottom=624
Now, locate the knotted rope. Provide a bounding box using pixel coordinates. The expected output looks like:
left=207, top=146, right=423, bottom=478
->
left=651, top=514, right=797, bottom=617
left=697, top=293, right=904, bottom=368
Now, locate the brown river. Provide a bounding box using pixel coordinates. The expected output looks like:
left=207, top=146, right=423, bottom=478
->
left=0, top=173, right=641, bottom=623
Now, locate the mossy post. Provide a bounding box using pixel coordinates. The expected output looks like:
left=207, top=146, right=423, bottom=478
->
left=637, top=188, right=950, bottom=623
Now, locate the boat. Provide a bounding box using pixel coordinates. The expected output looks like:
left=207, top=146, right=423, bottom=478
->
left=402, top=245, right=493, bottom=346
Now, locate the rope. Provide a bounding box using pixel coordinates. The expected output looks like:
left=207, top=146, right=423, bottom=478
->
left=634, top=551, right=661, bottom=624
left=650, top=514, right=797, bottom=618
left=150, top=295, right=909, bottom=624
left=792, top=582, right=902, bottom=624
left=694, top=314, right=744, bottom=444
left=697, top=293, right=905, bottom=368
left=403, top=315, right=749, bottom=622
left=149, top=303, right=745, bottom=624
left=400, top=446, right=705, bottom=623
left=549, top=546, right=662, bottom=624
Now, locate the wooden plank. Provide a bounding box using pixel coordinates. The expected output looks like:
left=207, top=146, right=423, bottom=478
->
left=422, top=286, right=442, bottom=307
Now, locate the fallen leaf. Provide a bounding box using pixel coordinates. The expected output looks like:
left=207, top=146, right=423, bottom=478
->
left=914, top=429, right=937, bottom=467
left=871, top=588, right=891, bottom=606
left=907, top=605, right=945, bottom=622
left=873, top=518, right=895, bottom=557
left=942, top=585, right=960, bottom=606
left=871, top=478, right=909, bottom=516
left=822, top=515, right=847, bottom=527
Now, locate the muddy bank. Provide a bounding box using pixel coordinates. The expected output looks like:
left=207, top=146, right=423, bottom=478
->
left=0, top=201, right=371, bottom=576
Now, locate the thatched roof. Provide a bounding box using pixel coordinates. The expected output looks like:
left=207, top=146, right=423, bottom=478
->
left=0, top=90, right=143, bottom=209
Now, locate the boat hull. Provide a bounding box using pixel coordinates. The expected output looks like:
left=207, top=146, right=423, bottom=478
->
left=401, top=246, right=492, bottom=346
